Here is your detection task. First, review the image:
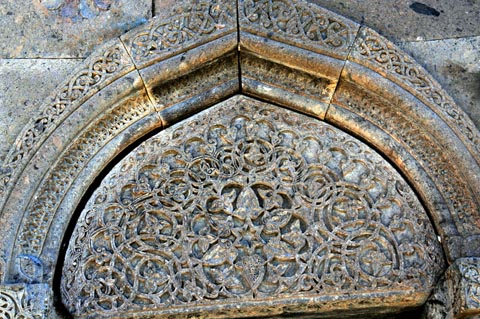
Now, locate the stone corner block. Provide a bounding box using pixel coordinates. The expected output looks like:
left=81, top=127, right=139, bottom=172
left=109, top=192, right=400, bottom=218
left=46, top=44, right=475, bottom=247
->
left=424, top=257, right=480, bottom=319
left=0, top=283, right=51, bottom=318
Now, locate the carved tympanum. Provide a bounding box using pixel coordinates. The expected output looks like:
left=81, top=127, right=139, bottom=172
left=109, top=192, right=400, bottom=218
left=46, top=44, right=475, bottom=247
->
left=61, top=96, right=444, bottom=317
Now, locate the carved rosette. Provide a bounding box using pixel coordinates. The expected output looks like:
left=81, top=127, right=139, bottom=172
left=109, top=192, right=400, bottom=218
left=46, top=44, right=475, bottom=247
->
left=61, top=96, right=444, bottom=317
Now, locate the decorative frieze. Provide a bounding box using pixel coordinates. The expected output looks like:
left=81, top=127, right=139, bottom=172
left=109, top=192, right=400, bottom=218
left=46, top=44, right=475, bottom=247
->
left=17, top=95, right=153, bottom=259
left=351, top=28, right=480, bottom=162
left=0, top=40, right=134, bottom=208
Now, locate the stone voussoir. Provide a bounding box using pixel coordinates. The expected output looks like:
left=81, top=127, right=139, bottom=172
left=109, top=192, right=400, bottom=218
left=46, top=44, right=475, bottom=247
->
left=0, top=37, right=135, bottom=213
left=349, top=27, right=480, bottom=165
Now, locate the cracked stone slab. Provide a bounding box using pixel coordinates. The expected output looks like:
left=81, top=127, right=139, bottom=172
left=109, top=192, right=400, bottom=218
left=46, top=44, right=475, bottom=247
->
left=397, top=36, right=480, bottom=129
left=0, top=58, right=82, bottom=162
left=308, top=0, right=480, bottom=42
left=0, top=0, right=151, bottom=58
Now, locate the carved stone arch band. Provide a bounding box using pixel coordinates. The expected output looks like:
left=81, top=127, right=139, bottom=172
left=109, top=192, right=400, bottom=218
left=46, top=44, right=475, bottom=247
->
left=0, top=0, right=478, bottom=318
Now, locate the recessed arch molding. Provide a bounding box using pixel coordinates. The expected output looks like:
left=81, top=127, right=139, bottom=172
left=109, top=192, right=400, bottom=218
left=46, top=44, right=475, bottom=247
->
left=0, top=0, right=478, bottom=318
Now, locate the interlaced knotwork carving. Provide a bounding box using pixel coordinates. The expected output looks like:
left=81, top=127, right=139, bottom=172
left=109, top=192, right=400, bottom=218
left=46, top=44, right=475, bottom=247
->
left=61, top=96, right=444, bottom=317
left=333, top=81, right=479, bottom=234
left=354, top=29, right=480, bottom=160
left=458, top=259, right=480, bottom=310
left=0, top=42, right=131, bottom=204
left=240, top=0, right=357, bottom=56
left=128, top=0, right=235, bottom=62
left=0, top=285, right=48, bottom=319
left=17, top=95, right=153, bottom=259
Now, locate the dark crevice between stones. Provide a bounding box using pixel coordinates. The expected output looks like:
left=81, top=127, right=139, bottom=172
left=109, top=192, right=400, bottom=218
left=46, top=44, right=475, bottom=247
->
left=236, top=0, right=243, bottom=94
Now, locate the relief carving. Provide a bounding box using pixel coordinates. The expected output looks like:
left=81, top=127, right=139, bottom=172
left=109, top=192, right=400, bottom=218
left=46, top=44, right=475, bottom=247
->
left=240, top=0, right=358, bottom=57
left=0, top=42, right=132, bottom=205
left=353, top=28, right=480, bottom=159
left=16, top=95, right=153, bottom=259
left=424, top=258, right=480, bottom=318
left=241, top=54, right=333, bottom=101
left=0, top=284, right=50, bottom=319
left=126, top=0, right=235, bottom=64
left=458, top=259, right=480, bottom=310
left=333, top=82, right=479, bottom=235
left=62, top=96, right=444, bottom=317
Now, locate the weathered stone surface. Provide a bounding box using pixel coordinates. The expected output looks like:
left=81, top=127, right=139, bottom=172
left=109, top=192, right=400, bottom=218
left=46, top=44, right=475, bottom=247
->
left=0, top=38, right=134, bottom=212
left=0, top=59, right=81, bottom=163
left=0, top=0, right=151, bottom=58
left=424, top=258, right=480, bottom=319
left=121, top=0, right=237, bottom=69
left=61, top=95, right=444, bottom=318
left=308, top=0, right=480, bottom=42
left=0, top=283, right=51, bottom=318
left=3, top=75, right=157, bottom=283
left=239, top=0, right=359, bottom=59
left=350, top=27, right=480, bottom=165
left=329, top=64, right=480, bottom=259
left=0, top=2, right=479, bottom=318
left=239, top=34, right=344, bottom=118
left=397, top=36, right=480, bottom=129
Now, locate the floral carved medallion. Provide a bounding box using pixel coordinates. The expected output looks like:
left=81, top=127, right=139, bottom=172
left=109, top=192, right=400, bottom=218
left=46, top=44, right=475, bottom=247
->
left=61, top=95, right=444, bottom=318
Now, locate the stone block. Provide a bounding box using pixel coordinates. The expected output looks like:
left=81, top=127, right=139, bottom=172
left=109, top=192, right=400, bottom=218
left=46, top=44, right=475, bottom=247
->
left=425, top=258, right=480, bottom=319
left=0, top=59, right=81, bottom=162
left=0, top=283, right=51, bottom=318
left=308, top=0, right=480, bottom=42
left=398, top=36, right=480, bottom=129
left=0, top=0, right=151, bottom=58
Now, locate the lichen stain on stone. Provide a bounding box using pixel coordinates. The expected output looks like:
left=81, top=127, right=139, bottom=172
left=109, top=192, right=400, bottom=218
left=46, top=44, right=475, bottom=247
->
left=39, top=0, right=115, bottom=20
left=409, top=2, right=441, bottom=17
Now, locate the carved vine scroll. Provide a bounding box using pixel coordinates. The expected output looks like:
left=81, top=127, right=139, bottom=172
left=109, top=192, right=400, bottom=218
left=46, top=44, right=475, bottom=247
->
left=61, top=96, right=444, bottom=318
